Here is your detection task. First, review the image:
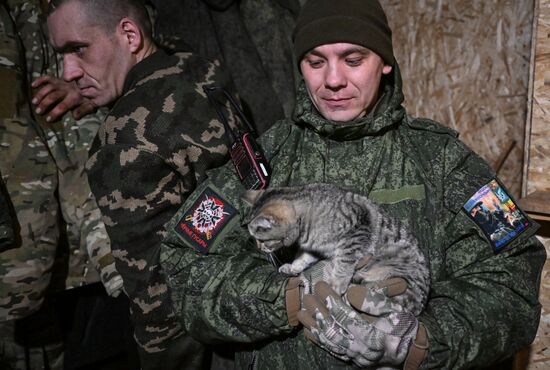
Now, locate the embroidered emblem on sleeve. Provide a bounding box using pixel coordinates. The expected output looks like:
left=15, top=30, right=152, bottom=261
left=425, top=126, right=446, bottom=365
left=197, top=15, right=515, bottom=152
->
left=462, top=179, right=530, bottom=253
left=174, top=186, right=238, bottom=254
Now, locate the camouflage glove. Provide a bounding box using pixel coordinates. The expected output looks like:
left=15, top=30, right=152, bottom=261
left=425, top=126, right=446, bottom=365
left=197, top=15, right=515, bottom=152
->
left=297, top=281, right=428, bottom=369
left=346, top=277, right=408, bottom=316
left=97, top=253, right=124, bottom=298
left=285, top=257, right=374, bottom=326
left=285, top=259, right=334, bottom=326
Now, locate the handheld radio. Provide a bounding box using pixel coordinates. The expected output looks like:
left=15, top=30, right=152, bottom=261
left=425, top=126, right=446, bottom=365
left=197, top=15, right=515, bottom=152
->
left=203, top=86, right=271, bottom=190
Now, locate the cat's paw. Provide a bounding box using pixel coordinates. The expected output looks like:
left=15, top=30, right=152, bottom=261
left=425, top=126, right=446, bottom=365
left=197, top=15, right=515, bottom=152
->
left=278, top=263, right=301, bottom=276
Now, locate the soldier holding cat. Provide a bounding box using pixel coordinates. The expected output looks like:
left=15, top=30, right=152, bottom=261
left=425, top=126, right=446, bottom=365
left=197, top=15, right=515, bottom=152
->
left=160, top=0, right=545, bottom=369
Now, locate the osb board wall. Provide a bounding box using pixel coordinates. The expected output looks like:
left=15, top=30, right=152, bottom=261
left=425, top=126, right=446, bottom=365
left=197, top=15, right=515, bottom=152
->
left=524, top=0, right=550, bottom=195
left=379, top=2, right=550, bottom=369
left=380, top=0, right=534, bottom=197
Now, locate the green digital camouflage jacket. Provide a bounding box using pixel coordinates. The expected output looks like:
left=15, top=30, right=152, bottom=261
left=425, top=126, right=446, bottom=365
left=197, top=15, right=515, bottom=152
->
left=160, top=63, right=545, bottom=369
left=86, top=50, right=231, bottom=369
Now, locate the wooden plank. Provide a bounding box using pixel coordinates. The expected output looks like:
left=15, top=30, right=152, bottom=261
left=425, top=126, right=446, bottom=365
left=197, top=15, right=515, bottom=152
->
left=523, top=0, right=550, bottom=196
left=520, top=191, right=550, bottom=215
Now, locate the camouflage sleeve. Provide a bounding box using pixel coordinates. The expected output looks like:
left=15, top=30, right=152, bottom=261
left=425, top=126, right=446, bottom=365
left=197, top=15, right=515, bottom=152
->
left=57, top=163, right=123, bottom=296
left=87, top=145, right=186, bottom=353
left=0, top=121, right=61, bottom=321
left=51, top=109, right=123, bottom=294
left=418, top=146, right=546, bottom=369
left=160, top=167, right=294, bottom=344
left=80, top=206, right=123, bottom=297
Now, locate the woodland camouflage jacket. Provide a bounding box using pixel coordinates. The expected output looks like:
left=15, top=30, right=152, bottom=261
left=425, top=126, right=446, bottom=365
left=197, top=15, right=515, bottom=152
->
left=86, top=50, right=232, bottom=369
left=160, top=63, right=545, bottom=369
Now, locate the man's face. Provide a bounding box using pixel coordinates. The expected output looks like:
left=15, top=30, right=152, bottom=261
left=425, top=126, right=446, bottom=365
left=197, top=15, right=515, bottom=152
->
left=47, top=2, right=135, bottom=107
left=300, top=43, right=392, bottom=123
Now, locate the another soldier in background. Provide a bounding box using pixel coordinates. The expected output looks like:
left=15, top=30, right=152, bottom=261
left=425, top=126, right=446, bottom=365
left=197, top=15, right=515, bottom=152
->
left=46, top=0, right=233, bottom=368
left=0, top=1, right=65, bottom=366
left=150, top=0, right=304, bottom=134
left=0, top=0, right=128, bottom=368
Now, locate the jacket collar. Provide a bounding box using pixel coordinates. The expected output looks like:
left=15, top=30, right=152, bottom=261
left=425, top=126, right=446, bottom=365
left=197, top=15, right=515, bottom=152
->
left=292, top=62, right=406, bottom=141
left=122, top=49, right=174, bottom=95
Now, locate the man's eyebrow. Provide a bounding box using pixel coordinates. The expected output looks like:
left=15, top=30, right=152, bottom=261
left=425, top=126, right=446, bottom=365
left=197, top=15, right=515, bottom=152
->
left=339, top=47, right=371, bottom=57
left=52, top=41, right=87, bottom=54
left=305, top=49, right=325, bottom=58
left=305, top=46, right=371, bottom=58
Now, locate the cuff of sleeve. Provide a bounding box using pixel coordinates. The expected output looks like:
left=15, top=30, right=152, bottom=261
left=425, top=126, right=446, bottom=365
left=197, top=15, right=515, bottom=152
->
left=404, top=322, right=429, bottom=370
left=285, top=277, right=302, bottom=327
left=98, top=253, right=116, bottom=269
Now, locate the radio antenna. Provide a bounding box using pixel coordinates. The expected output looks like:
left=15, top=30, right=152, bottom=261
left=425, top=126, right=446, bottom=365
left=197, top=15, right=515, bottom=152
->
left=203, top=86, right=237, bottom=143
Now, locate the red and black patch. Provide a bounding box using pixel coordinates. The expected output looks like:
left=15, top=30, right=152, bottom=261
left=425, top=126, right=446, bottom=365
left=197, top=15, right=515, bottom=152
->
left=174, top=186, right=238, bottom=254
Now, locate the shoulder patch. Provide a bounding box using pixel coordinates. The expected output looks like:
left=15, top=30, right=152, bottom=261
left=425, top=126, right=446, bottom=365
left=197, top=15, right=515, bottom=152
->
left=174, top=186, right=238, bottom=254
left=462, top=179, right=531, bottom=253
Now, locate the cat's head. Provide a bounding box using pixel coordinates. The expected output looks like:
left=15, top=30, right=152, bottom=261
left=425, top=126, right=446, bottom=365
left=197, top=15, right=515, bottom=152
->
left=245, top=189, right=300, bottom=253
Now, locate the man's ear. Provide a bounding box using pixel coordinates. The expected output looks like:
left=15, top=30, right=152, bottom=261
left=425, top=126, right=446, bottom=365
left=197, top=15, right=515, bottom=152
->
left=382, top=65, right=393, bottom=75
left=119, top=18, right=143, bottom=54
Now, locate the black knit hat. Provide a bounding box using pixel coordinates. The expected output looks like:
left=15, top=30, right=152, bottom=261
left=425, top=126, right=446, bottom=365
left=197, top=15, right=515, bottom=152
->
left=293, top=0, right=394, bottom=65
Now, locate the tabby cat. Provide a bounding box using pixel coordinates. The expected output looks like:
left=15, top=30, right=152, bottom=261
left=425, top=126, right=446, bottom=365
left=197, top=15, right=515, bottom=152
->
left=246, top=183, right=430, bottom=315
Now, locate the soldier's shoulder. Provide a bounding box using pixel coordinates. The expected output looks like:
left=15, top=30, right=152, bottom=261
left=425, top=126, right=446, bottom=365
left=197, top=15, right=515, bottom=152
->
left=172, top=51, right=223, bottom=77
left=400, top=115, right=472, bottom=160
left=404, top=116, right=459, bottom=138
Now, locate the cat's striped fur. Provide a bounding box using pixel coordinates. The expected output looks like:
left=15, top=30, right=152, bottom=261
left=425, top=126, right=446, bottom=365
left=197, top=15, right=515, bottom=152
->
left=246, top=183, right=430, bottom=315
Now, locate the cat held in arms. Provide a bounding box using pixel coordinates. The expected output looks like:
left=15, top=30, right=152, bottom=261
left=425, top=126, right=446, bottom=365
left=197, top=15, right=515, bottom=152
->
left=246, top=183, right=430, bottom=316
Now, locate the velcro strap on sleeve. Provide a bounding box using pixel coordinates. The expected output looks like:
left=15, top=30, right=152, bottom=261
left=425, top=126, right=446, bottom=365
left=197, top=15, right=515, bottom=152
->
left=285, top=277, right=302, bottom=327
left=97, top=253, right=116, bottom=269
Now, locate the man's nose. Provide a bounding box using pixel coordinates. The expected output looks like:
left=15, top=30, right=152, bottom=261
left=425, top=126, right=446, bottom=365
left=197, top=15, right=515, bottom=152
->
left=324, top=63, right=346, bottom=90
left=62, top=55, right=83, bottom=82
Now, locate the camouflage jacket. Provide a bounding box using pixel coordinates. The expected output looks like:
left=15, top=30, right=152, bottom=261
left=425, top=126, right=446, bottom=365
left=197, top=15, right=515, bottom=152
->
left=150, top=0, right=301, bottom=134
left=0, top=0, right=118, bottom=322
left=0, top=174, right=15, bottom=252
left=160, top=64, right=546, bottom=369
left=86, top=50, right=231, bottom=368
left=0, top=0, right=62, bottom=320
left=12, top=0, right=115, bottom=291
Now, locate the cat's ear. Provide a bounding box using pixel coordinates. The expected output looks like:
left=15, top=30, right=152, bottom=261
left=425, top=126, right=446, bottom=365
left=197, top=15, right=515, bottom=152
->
left=242, top=189, right=264, bottom=206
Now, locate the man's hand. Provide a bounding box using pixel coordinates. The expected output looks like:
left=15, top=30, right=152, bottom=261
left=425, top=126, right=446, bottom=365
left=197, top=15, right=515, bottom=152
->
left=285, top=259, right=337, bottom=326
left=346, top=277, right=408, bottom=316
left=285, top=257, right=374, bottom=326
left=297, top=281, right=427, bottom=369
left=31, top=76, right=96, bottom=121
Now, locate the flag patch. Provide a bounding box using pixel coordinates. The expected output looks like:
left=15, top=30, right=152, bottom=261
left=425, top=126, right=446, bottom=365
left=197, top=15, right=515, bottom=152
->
left=462, top=179, right=530, bottom=253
